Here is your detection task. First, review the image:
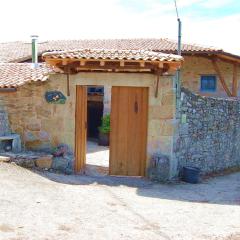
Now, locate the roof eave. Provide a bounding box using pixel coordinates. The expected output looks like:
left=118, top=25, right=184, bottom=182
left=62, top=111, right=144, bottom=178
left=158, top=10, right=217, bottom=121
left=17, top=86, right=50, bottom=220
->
left=160, top=50, right=240, bottom=64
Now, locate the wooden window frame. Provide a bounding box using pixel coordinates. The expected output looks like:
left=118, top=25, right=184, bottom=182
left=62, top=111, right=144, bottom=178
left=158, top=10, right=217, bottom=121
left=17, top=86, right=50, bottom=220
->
left=200, top=75, right=217, bottom=93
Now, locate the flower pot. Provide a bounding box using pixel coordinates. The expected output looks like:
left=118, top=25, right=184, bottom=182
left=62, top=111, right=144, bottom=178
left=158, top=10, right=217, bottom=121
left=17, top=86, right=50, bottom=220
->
left=182, top=166, right=200, bottom=184
left=98, top=132, right=110, bottom=146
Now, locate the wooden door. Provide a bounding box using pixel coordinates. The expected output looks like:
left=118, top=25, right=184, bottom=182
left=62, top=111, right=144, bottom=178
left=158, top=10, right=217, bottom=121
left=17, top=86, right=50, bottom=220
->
left=75, top=86, right=87, bottom=172
left=110, top=86, right=148, bottom=176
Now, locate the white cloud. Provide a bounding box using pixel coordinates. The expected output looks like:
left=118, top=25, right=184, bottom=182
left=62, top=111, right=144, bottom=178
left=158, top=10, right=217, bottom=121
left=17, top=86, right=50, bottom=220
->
left=0, top=0, right=239, bottom=55
left=199, top=0, right=235, bottom=8
left=182, top=14, right=240, bottom=54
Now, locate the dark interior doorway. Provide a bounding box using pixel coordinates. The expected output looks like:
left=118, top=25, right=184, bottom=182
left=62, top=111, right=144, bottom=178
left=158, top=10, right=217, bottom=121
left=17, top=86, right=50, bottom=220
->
left=87, top=86, right=104, bottom=140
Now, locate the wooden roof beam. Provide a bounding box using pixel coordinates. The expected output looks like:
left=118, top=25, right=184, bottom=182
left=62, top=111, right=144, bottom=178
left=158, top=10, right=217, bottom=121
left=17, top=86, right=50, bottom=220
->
left=100, top=61, right=105, bottom=66
left=212, top=58, right=232, bottom=97
left=50, top=58, right=181, bottom=74
left=80, top=61, right=86, bottom=66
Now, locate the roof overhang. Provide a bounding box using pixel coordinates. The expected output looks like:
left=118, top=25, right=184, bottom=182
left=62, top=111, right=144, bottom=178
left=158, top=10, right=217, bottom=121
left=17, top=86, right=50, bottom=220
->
left=0, top=63, right=56, bottom=88
left=42, top=49, right=183, bottom=75
left=167, top=51, right=240, bottom=65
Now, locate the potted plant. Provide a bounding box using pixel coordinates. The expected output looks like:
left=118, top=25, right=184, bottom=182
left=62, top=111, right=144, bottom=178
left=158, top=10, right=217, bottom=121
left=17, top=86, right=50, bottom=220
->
left=98, top=114, right=110, bottom=146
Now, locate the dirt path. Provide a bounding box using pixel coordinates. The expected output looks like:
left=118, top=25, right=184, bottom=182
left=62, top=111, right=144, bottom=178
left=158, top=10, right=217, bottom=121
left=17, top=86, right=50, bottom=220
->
left=0, top=162, right=239, bottom=240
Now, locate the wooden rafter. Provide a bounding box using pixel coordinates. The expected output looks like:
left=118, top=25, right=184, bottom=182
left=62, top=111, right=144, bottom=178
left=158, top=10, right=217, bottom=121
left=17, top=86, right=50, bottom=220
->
left=154, top=69, right=163, bottom=98
left=211, top=59, right=232, bottom=97
left=63, top=65, right=71, bottom=96
left=46, top=58, right=181, bottom=75
left=0, top=88, right=17, bottom=93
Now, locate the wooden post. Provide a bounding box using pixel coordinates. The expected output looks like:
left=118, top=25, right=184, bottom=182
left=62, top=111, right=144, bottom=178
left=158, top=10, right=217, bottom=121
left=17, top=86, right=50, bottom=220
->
left=211, top=59, right=232, bottom=97
left=67, top=72, right=70, bottom=96
left=232, top=63, right=238, bottom=97
left=155, top=69, right=160, bottom=98
left=64, top=65, right=70, bottom=97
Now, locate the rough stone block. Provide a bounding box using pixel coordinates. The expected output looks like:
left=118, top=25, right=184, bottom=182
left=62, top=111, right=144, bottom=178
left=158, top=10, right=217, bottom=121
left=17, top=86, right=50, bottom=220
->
left=148, top=153, right=170, bottom=182
left=52, top=157, right=69, bottom=172
left=0, top=156, right=11, bottom=162
left=161, top=93, right=175, bottom=105
left=149, top=105, right=174, bottom=120
left=15, top=158, right=35, bottom=168
left=38, top=131, right=50, bottom=142
left=36, top=108, right=52, bottom=118
left=160, top=120, right=174, bottom=136
left=24, top=131, right=38, bottom=142
left=26, top=122, right=41, bottom=131
left=35, top=155, right=53, bottom=169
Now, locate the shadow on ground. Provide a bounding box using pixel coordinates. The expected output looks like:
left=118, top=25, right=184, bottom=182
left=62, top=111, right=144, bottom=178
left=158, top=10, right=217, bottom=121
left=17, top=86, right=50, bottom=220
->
left=34, top=168, right=240, bottom=206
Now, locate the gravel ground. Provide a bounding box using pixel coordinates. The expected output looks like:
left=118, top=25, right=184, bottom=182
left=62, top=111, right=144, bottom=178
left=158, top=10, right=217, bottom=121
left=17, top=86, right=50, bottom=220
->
left=0, top=162, right=240, bottom=240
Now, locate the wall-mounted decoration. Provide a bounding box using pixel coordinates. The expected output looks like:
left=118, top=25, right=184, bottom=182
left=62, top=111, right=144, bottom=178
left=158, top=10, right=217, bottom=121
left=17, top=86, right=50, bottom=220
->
left=45, top=91, right=66, bottom=104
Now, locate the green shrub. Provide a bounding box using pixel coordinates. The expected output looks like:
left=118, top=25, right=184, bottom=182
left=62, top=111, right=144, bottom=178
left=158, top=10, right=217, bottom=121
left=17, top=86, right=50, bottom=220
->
left=98, top=114, right=110, bottom=134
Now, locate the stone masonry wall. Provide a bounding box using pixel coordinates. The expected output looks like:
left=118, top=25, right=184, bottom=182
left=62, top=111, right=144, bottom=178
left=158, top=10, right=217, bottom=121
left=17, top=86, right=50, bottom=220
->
left=176, top=88, right=240, bottom=174
left=0, top=108, right=11, bottom=136
left=0, top=72, right=177, bottom=177
left=181, top=56, right=240, bottom=97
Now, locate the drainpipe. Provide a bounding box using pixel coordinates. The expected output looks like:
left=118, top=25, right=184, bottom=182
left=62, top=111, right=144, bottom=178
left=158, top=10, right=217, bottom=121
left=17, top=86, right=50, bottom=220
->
left=173, top=0, right=182, bottom=116
left=31, top=35, right=38, bottom=68
left=171, top=1, right=182, bottom=180
left=176, top=18, right=182, bottom=114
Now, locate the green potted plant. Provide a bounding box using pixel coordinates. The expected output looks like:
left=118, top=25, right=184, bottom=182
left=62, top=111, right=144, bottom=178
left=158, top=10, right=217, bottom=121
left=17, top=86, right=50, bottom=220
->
left=98, top=114, right=110, bottom=146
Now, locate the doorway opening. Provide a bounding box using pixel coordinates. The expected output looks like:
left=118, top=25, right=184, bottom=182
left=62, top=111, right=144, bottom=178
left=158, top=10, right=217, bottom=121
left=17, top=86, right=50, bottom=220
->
left=75, top=85, right=148, bottom=177
left=86, top=86, right=110, bottom=176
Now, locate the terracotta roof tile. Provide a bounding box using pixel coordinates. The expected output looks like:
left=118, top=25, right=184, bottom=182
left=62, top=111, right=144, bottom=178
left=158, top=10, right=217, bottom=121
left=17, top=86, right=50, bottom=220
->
left=0, top=38, right=223, bottom=63
left=42, top=49, right=183, bottom=62
left=0, top=63, right=55, bottom=88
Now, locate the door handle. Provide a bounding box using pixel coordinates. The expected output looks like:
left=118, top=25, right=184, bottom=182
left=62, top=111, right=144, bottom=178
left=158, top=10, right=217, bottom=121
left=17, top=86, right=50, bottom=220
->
left=134, top=101, right=138, bottom=113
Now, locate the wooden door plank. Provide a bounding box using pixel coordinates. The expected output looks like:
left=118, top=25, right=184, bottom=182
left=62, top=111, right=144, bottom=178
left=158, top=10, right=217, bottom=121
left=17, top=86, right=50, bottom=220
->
left=127, top=87, right=140, bottom=175
left=75, top=86, right=87, bottom=172
left=139, top=87, right=148, bottom=176
left=110, top=87, right=129, bottom=175
left=110, top=86, right=148, bottom=176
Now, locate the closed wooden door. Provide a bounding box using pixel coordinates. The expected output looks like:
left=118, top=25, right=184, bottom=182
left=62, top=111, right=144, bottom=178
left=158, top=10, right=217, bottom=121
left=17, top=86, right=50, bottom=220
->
left=75, top=86, right=87, bottom=172
left=110, top=87, right=148, bottom=176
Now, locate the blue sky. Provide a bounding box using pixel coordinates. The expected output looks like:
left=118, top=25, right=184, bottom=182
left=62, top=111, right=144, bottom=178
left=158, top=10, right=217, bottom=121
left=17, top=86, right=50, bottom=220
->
left=176, top=0, right=240, bottom=18
left=0, top=0, right=239, bottom=54
left=119, top=0, right=240, bottom=18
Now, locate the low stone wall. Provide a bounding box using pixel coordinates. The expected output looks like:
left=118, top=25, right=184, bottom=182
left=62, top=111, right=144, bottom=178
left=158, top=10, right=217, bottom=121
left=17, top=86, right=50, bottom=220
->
left=175, top=88, right=240, bottom=174
left=0, top=108, right=11, bottom=136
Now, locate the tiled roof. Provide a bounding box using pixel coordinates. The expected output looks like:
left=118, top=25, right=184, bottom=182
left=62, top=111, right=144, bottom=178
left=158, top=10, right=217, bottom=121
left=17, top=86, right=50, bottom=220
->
left=0, top=38, right=224, bottom=63
left=41, top=39, right=222, bottom=53
left=0, top=63, right=55, bottom=88
left=42, top=49, right=183, bottom=62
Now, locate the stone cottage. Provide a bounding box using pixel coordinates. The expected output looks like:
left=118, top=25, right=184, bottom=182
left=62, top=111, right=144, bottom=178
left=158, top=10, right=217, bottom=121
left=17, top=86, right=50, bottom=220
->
left=0, top=38, right=239, bottom=180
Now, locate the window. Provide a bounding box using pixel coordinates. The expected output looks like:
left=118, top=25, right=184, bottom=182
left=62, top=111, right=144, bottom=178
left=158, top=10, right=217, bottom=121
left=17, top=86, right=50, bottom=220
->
left=200, top=75, right=217, bottom=92
left=87, top=86, right=104, bottom=95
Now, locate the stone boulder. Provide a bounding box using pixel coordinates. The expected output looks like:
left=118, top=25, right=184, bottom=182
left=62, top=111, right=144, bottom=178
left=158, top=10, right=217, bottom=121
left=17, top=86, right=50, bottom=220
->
left=0, top=156, right=11, bottom=162
left=52, top=144, right=73, bottom=157
left=148, top=153, right=170, bottom=182
left=14, top=158, right=35, bottom=168
left=35, top=155, right=53, bottom=169
left=51, top=154, right=74, bottom=174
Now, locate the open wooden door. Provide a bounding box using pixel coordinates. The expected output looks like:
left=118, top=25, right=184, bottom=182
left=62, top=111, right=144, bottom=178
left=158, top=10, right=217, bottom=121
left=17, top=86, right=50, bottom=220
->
left=110, top=86, right=148, bottom=176
left=75, top=86, right=87, bottom=172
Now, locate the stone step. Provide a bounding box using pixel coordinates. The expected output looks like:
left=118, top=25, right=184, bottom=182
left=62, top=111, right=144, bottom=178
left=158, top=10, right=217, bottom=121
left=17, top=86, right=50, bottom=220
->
left=0, top=156, right=11, bottom=162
